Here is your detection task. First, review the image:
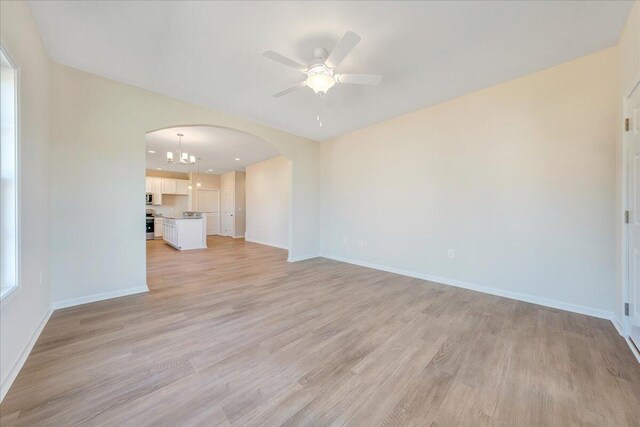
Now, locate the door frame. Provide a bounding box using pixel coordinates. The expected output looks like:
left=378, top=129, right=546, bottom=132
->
left=222, top=187, right=235, bottom=237
left=195, top=188, right=220, bottom=235
left=622, top=72, right=640, bottom=362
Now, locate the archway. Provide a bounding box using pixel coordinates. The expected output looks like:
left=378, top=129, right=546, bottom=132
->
left=143, top=124, right=292, bottom=286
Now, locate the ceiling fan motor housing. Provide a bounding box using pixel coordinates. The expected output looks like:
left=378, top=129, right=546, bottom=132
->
left=313, top=47, right=328, bottom=61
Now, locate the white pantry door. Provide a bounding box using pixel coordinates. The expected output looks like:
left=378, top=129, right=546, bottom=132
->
left=197, top=189, right=220, bottom=236
left=222, top=188, right=235, bottom=237
left=628, top=81, right=640, bottom=350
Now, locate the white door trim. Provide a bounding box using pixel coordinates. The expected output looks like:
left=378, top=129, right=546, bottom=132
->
left=622, top=72, right=640, bottom=362
left=222, top=187, right=235, bottom=237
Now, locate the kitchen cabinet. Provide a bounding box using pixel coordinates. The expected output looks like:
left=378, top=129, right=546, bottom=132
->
left=161, top=178, right=189, bottom=195
left=162, top=178, right=177, bottom=195
left=151, top=177, right=162, bottom=205
left=154, top=217, right=163, bottom=238
left=175, top=179, right=189, bottom=195
left=163, top=217, right=206, bottom=250
left=145, top=177, right=153, bottom=193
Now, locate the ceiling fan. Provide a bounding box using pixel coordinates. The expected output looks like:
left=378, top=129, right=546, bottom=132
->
left=263, top=31, right=382, bottom=97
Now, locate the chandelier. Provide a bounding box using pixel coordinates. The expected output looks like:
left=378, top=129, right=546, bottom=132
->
left=166, top=133, right=195, bottom=165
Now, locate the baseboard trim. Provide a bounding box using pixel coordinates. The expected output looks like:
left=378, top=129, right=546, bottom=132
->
left=287, top=253, right=320, bottom=263
left=320, top=254, right=613, bottom=320
left=1, top=305, right=53, bottom=402
left=52, top=285, right=149, bottom=310
left=245, top=237, right=288, bottom=250
left=612, top=315, right=624, bottom=336
left=613, top=314, right=640, bottom=364
left=232, top=235, right=245, bottom=239
left=623, top=336, right=640, bottom=363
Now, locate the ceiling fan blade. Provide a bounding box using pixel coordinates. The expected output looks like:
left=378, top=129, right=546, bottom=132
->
left=336, top=73, right=382, bottom=86
left=272, top=81, right=307, bottom=98
left=325, top=31, right=361, bottom=69
left=263, top=50, right=307, bottom=73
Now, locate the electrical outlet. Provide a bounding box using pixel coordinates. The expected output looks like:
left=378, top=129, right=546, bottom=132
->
left=448, top=249, right=455, bottom=259
left=358, top=239, right=364, bottom=247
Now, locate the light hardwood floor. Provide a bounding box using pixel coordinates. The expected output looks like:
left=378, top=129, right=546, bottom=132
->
left=1, top=236, right=639, bottom=426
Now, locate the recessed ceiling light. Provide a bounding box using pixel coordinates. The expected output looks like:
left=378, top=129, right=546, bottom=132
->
left=235, top=157, right=240, bottom=161
left=148, top=150, right=156, bottom=154
left=156, top=168, right=162, bottom=170
left=207, top=169, right=213, bottom=172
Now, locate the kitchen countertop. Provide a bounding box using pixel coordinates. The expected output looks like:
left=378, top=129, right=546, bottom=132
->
left=161, top=216, right=203, bottom=220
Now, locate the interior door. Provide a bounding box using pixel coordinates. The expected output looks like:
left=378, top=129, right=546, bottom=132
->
left=197, top=189, right=220, bottom=235
left=628, top=81, right=640, bottom=349
left=222, top=188, right=235, bottom=237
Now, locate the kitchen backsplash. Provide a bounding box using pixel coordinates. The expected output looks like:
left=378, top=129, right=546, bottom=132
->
left=152, top=194, right=188, bottom=217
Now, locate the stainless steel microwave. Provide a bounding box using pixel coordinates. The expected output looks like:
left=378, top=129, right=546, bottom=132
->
left=145, top=193, right=153, bottom=205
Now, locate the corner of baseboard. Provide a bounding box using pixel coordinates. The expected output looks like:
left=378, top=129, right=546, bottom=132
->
left=0, top=304, right=53, bottom=403
left=612, top=314, right=624, bottom=336
left=611, top=314, right=640, bottom=364
left=245, top=238, right=288, bottom=250
left=287, top=253, right=320, bottom=262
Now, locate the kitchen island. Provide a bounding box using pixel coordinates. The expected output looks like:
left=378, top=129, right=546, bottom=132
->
left=163, top=215, right=207, bottom=250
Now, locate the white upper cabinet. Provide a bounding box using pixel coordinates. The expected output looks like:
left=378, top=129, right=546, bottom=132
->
left=175, top=179, right=189, bottom=195
left=151, top=177, right=162, bottom=205
left=162, top=178, right=178, bottom=194
left=146, top=176, right=189, bottom=200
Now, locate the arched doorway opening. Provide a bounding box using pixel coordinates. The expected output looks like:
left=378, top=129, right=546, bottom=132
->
left=143, top=125, right=292, bottom=290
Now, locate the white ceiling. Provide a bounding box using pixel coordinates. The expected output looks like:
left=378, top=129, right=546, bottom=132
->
left=29, top=1, right=632, bottom=141
left=145, top=125, right=278, bottom=174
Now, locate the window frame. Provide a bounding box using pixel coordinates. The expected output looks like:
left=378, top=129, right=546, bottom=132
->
left=0, top=44, right=21, bottom=307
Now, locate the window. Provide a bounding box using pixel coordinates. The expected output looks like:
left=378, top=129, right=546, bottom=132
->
left=1, top=48, right=17, bottom=300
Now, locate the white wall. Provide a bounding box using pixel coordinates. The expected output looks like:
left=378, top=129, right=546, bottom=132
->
left=246, top=156, right=291, bottom=250
left=321, top=48, right=618, bottom=316
left=49, top=63, right=319, bottom=305
left=0, top=1, right=52, bottom=401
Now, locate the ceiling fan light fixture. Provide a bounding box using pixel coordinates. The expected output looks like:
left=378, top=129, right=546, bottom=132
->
left=306, top=72, right=335, bottom=95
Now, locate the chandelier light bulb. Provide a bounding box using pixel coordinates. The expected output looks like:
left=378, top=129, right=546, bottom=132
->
left=166, top=151, right=174, bottom=163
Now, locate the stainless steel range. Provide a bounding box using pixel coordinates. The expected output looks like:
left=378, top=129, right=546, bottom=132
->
left=146, top=209, right=155, bottom=240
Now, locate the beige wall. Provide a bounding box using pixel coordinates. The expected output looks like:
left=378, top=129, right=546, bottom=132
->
left=50, top=63, right=319, bottom=305
left=321, top=48, right=619, bottom=316
left=0, top=1, right=52, bottom=401
left=191, top=172, right=220, bottom=190
left=246, top=156, right=291, bottom=249
left=616, top=2, right=640, bottom=323
left=146, top=169, right=189, bottom=180
left=221, top=171, right=235, bottom=192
